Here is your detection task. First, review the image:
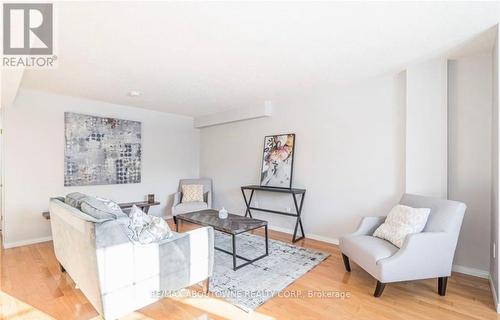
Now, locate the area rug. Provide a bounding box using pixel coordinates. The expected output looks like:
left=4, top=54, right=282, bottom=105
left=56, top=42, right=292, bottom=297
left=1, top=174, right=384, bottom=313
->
left=208, top=231, right=329, bottom=311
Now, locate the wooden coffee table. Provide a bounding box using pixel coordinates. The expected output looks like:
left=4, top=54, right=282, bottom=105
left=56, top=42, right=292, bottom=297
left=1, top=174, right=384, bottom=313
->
left=176, top=209, right=268, bottom=271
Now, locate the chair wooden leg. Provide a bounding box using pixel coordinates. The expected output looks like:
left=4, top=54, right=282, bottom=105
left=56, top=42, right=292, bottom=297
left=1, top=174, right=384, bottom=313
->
left=173, top=216, right=177, bottom=225
left=59, top=263, right=66, bottom=273
left=206, top=277, right=210, bottom=294
left=438, top=277, right=448, bottom=296
left=374, top=281, right=386, bottom=297
left=342, top=253, right=351, bottom=272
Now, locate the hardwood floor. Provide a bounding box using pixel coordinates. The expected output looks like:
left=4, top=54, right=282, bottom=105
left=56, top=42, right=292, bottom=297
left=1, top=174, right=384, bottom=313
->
left=1, top=220, right=499, bottom=320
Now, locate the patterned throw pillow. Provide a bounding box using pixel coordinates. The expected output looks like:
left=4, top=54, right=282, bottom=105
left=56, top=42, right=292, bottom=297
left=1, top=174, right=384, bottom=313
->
left=373, top=205, right=431, bottom=248
left=181, top=184, right=204, bottom=203
left=127, top=205, right=172, bottom=244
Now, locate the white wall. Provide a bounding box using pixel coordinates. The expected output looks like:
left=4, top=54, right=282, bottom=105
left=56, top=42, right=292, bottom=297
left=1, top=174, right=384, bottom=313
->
left=3, top=89, right=199, bottom=248
left=491, top=26, right=500, bottom=309
left=200, top=73, right=406, bottom=242
left=448, top=55, right=492, bottom=273
left=200, top=58, right=494, bottom=276
left=405, top=59, right=448, bottom=198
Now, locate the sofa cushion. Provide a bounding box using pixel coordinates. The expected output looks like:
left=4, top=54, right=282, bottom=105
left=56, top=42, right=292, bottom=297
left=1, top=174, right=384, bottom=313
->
left=174, top=201, right=208, bottom=215
left=65, top=192, right=88, bottom=209
left=81, top=196, right=126, bottom=221
left=340, top=235, right=398, bottom=275
left=373, top=204, right=430, bottom=248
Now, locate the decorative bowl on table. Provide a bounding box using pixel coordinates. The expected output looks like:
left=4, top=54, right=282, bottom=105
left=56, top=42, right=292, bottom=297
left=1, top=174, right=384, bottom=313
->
left=218, top=207, right=228, bottom=219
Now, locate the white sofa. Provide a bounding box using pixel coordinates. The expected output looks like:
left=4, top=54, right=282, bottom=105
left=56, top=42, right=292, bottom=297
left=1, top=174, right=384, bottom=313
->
left=49, top=197, right=214, bottom=319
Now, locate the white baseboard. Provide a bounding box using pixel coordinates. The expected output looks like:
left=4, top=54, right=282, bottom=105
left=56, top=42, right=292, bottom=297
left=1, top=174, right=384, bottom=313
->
left=266, top=224, right=339, bottom=245
left=169, top=215, right=488, bottom=283
left=269, top=225, right=491, bottom=280
left=3, top=236, right=52, bottom=249
left=489, top=275, right=500, bottom=313
left=451, top=264, right=489, bottom=279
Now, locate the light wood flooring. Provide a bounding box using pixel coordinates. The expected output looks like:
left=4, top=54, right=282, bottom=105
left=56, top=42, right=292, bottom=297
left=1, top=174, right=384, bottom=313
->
left=1, top=220, right=499, bottom=320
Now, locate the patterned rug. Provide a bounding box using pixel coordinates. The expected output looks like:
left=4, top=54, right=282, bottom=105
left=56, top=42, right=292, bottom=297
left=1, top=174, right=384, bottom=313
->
left=209, top=231, right=329, bottom=311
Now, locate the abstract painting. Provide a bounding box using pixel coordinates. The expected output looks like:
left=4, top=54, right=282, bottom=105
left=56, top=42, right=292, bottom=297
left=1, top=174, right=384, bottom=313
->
left=260, top=133, right=295, bottom=188
left=64, top=112, right=141, bottom=186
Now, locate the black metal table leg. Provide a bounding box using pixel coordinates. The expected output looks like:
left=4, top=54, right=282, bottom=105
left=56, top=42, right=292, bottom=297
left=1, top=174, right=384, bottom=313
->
left=292, top=193, right=306, bottom=242
left=299, top=217, right=305, bottom=239
left=297, top=192, right=306, bottom=240
left=214, top=225, right=269, bottom=271
left=241, top=188, right=254, bottom=218
left=232, top=234, right=237, bottom=271
left=241, top=188, right=248, bottom=216
left=248, top=190, right=254, bottom=218
left=265, top=225, right=268, bottom=255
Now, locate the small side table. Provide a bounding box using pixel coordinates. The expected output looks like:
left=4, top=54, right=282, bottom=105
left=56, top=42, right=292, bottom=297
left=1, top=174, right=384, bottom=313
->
left=42, top=200, right=161, bottom=219
left=119, top=201, right=160, bottom=213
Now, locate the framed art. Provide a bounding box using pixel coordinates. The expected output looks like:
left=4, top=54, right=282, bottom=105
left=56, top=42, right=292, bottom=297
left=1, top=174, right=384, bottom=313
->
left=260, top=133, right=295, bottom=188
left=64, top=112, right=142, bottom=186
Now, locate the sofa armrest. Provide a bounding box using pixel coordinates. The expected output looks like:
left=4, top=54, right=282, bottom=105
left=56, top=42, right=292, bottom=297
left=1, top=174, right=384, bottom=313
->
left=377, top=232, right=453, bottom=281
left=381, top=232, right=451, bottom=264
left=184, top=226, right=215, bottom=276
left=173, top=192, right=182, bottom=209
left=351, top=216, right=386, bottom=236
left=206, top=191, right=212, bottom=209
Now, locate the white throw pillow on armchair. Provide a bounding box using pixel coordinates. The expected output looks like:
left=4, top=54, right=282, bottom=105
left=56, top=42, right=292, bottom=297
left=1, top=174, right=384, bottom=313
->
left=373, top=204, right=431, bottom=248
left=181, top=184, right=204, bottom=202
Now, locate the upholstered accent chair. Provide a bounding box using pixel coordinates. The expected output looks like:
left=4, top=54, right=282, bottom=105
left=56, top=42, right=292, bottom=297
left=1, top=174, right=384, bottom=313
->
left=339, top=194, right=466, bottom=297
left=172, top=178, right=213, bottom=223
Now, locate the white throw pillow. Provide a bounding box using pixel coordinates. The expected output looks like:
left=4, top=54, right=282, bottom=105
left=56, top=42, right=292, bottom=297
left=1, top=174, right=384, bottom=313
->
left=182, top=184, right=204, bottom=202
left=373, top=204, right=431, bottom=248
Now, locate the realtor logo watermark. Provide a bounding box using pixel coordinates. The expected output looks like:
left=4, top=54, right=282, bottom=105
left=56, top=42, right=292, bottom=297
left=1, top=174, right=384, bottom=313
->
left=3, top=3, right=56, bottom=68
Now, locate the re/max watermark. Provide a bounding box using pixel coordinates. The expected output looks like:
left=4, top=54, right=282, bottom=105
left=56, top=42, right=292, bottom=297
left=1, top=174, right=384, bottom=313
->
left=152, top=289, right=352, bottom=300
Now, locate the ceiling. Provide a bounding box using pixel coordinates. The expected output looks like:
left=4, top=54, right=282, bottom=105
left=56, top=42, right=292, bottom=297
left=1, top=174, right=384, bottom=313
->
left=19, top=1, right=500, bottom=117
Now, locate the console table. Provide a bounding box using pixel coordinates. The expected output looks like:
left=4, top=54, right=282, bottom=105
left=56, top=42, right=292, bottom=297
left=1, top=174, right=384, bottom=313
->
left=42, top=200, right=160, bottom=219
left=241, top=185, right=306, bottom=242
left=118, top=201, right=160, bottom=213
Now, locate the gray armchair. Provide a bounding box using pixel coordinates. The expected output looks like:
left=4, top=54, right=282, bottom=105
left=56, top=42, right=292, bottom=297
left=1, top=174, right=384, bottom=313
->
left=172, top=178, right=213, bottom=223
left=339, top=193, right=466, bottom=297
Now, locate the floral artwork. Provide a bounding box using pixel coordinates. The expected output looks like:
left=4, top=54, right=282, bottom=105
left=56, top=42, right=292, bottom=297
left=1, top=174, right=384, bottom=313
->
left=260, top=134, right=295, bottom=188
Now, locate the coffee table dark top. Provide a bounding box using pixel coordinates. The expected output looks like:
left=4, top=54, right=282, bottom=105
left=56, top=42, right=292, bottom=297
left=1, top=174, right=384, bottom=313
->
left=176, top=209, right=267, bottom=234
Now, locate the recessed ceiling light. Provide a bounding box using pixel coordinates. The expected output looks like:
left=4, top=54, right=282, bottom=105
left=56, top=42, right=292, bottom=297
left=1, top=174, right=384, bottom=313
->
left=128, top=90, right=142, bottom=97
